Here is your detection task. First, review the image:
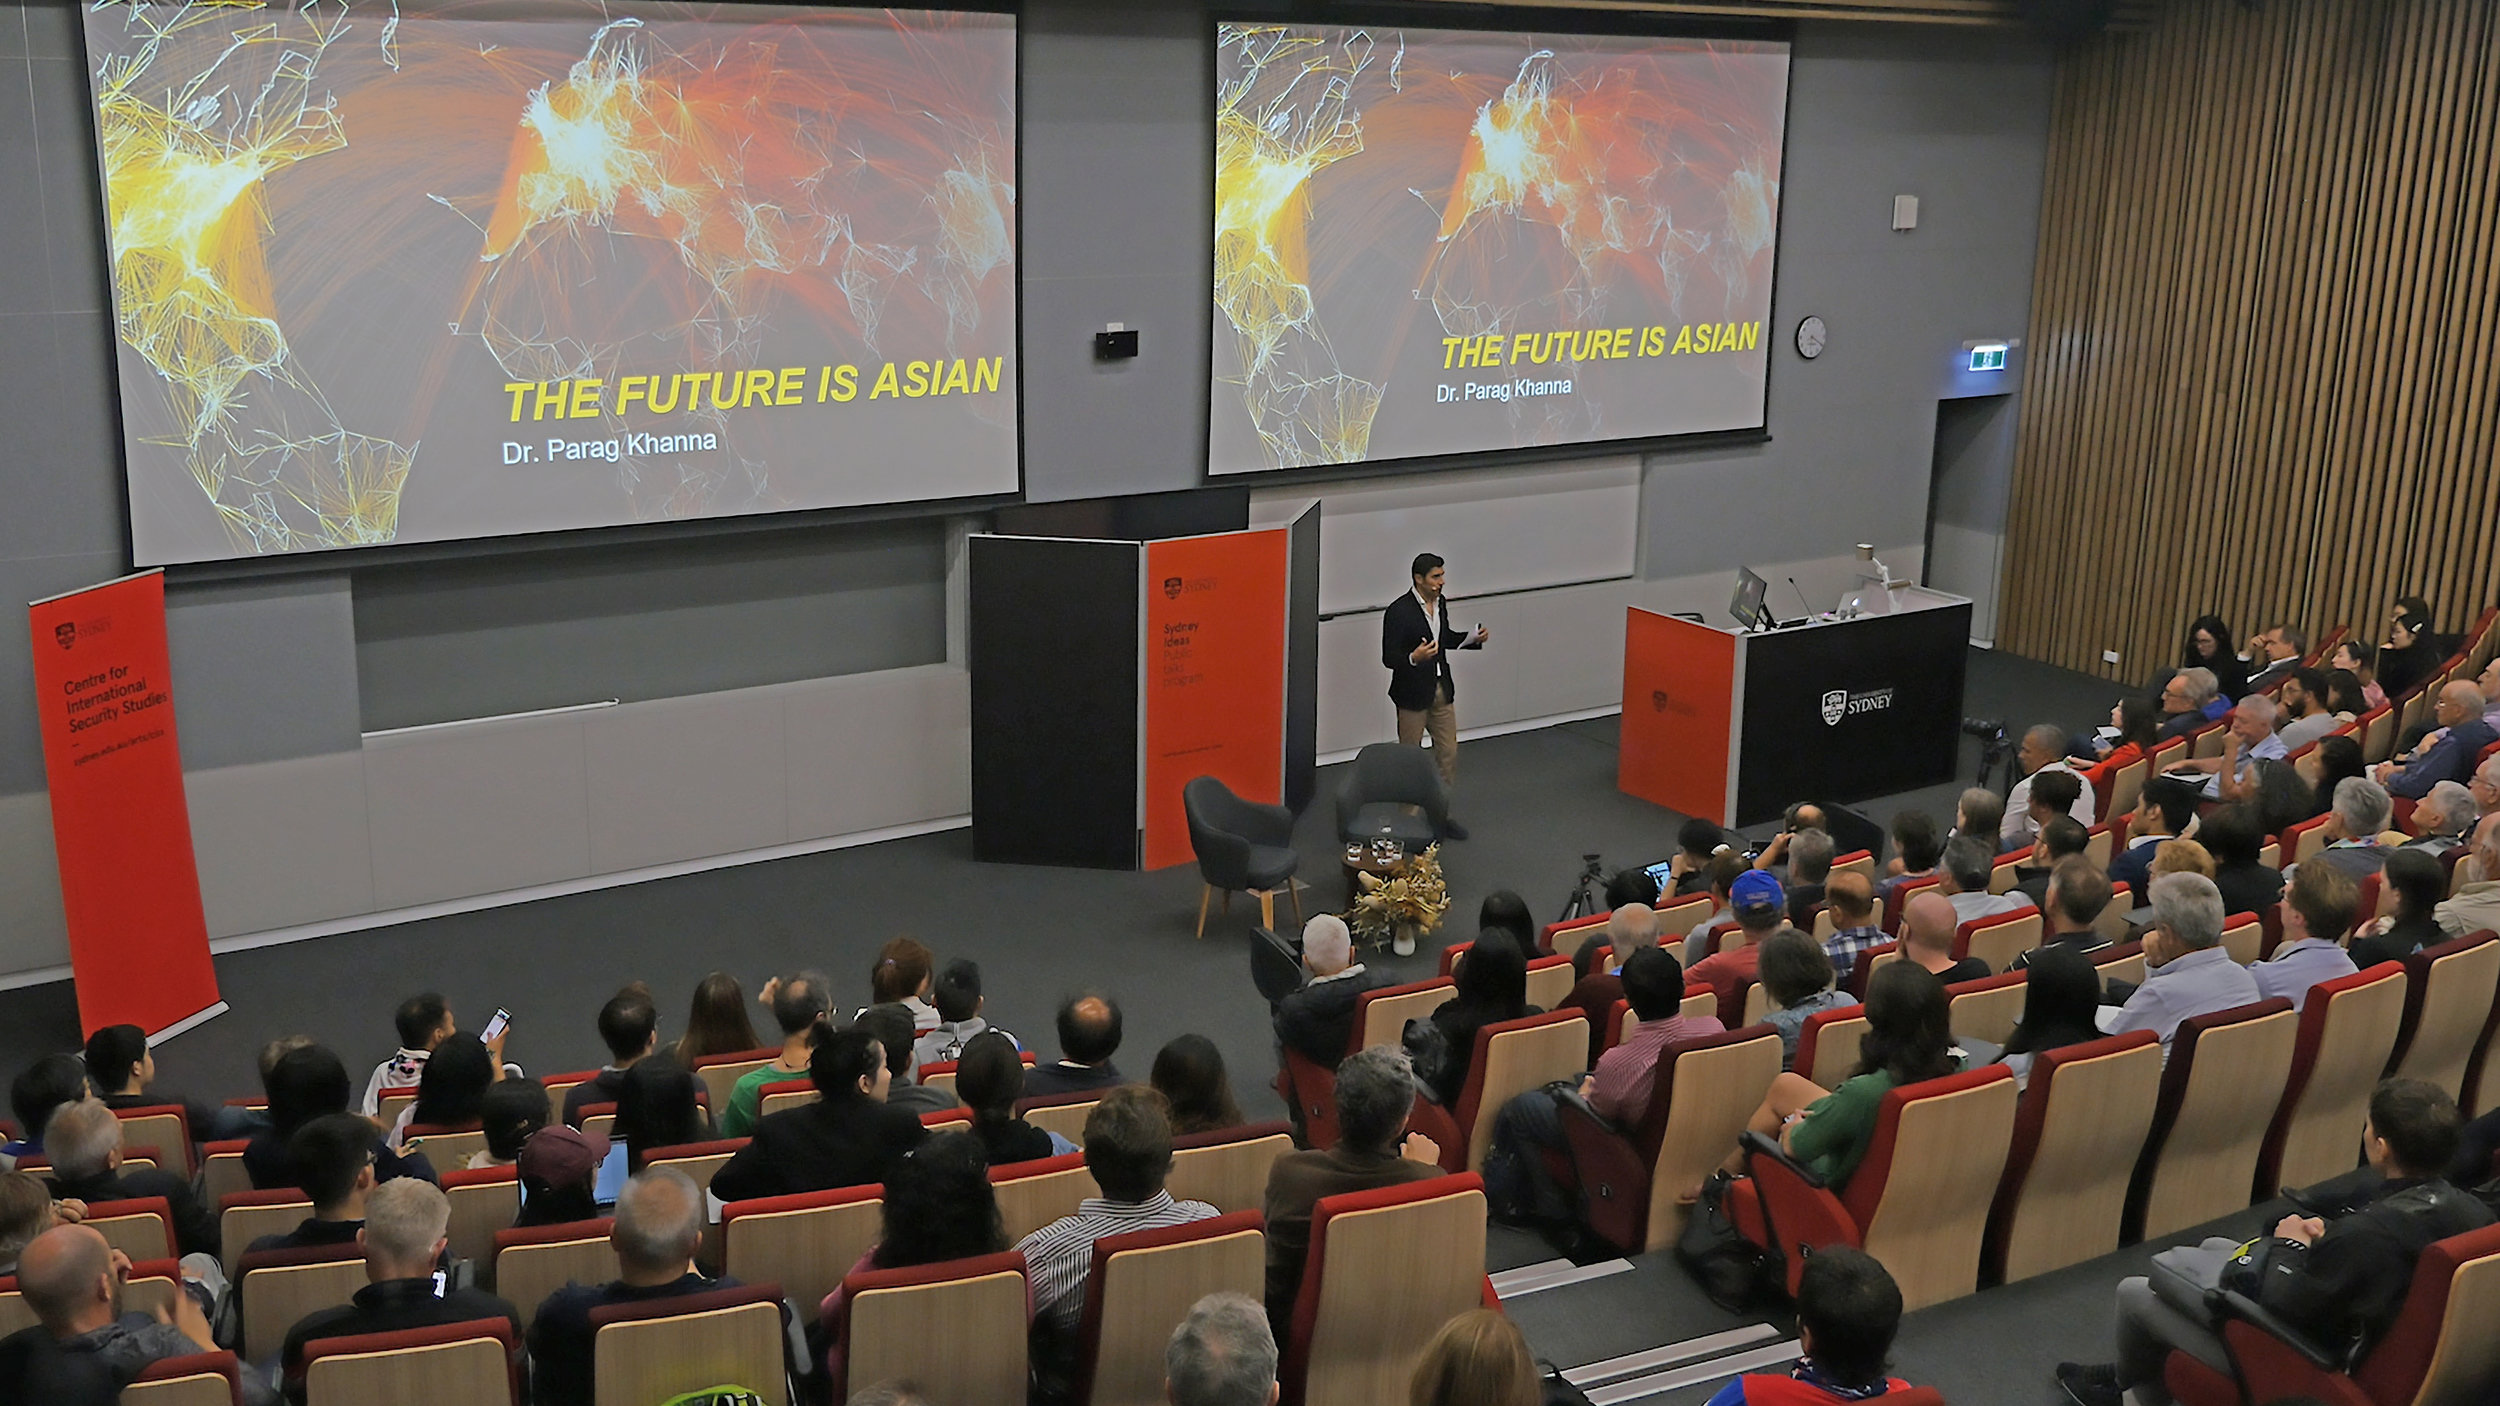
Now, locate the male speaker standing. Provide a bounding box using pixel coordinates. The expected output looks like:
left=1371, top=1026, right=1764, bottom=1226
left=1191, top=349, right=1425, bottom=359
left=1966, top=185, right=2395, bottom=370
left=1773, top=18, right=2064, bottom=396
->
left=1383, top=552, right=1488, bottom=837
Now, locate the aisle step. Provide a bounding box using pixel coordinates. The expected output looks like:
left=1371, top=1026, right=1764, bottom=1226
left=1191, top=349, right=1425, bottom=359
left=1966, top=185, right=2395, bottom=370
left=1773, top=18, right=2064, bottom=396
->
left=1586, top=1339, right=1802, bottom=1404
left=1488, top=1256, right=1634, bottom=1298
left=1563, top=1323, right=1783, bottom=1387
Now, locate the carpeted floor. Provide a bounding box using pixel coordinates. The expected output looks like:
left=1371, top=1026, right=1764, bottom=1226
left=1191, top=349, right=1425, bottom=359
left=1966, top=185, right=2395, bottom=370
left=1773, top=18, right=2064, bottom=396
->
left=0, top=644, right=2186, bottom=1402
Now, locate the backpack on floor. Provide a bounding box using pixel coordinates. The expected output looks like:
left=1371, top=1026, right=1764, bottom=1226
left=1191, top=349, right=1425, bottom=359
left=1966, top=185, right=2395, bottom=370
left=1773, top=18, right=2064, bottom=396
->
left=1676, top=1170, right=1786, bottom=1312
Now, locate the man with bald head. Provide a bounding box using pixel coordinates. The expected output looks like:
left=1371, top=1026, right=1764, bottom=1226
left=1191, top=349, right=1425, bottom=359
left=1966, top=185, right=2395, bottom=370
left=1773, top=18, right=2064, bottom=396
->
left=0, top=1223, right=233, bottom=1403
left=2004, top=724, right=2098, bottom=847
left=1273, top=915, right=1390, bottom=1071
left=2375, top=682, right=2497, bottom=799
left=528, top=1168, right=751, bottom=1406
left=1026, top=993, right=1128, bottom=1098
left=2436, top=814, right=2500, bottom=940
left=1565, top=902, right=1659, bottom=1062
left=1900, top=891, right=1992, bottom=985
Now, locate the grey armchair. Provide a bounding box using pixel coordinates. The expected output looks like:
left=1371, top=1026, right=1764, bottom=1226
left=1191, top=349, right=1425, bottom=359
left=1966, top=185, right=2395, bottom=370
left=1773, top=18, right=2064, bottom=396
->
left=1335, top=742, right=1450, bottom=851
left=1184, top=775, right=1304, bottom=938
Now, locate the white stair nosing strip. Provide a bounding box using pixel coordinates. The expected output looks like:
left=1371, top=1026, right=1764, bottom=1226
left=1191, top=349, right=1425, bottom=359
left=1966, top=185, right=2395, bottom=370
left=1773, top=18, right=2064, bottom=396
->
left=1489, top=1258, right=1634, bottom=1298
left=1564, top=1324, right=1783, bottom=1387
left=1487, top=1258, right=1575, bottom=1293
left=1586, top=1340, right=1803, bottom=1405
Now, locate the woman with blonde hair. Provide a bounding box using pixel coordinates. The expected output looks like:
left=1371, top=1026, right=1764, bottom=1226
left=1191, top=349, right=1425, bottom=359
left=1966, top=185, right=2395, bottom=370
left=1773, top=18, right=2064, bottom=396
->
left=2150, top=838, right=2216, bottom=880
left=1409, top=1309, right=1539, bottom=1406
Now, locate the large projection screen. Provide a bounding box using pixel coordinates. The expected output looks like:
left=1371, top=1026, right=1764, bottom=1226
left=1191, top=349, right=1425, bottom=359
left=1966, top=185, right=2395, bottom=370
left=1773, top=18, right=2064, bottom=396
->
left=1210, top=23, right=1790, bottom=477
left=83, top=1, right=1019, bottom=566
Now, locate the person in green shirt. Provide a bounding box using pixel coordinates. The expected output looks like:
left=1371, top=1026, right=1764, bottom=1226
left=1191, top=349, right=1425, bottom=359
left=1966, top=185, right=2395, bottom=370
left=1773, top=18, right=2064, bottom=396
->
left=1723, top=962, right=1963, bottom=1188
left=721, top=970, right=831, bottom=1137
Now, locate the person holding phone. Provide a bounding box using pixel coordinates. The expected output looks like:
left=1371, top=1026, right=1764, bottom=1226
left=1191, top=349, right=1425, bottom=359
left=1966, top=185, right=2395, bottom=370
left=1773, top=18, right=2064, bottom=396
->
left=1381, top=552, right=1487, bottom=837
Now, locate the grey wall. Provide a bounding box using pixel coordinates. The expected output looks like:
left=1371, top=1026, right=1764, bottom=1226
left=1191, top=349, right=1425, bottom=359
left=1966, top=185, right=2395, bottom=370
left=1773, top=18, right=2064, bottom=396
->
left=0, top=0, right=2057, bottom=977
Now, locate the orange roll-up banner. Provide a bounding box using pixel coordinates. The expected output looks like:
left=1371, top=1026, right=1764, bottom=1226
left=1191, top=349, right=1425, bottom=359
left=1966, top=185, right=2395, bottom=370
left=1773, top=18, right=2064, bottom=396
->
left=1619, top=607, right=1737, bottom=825
left=28, top=570, right=224, bottom=1040
left=1142, top=529, right=1290, bottom=870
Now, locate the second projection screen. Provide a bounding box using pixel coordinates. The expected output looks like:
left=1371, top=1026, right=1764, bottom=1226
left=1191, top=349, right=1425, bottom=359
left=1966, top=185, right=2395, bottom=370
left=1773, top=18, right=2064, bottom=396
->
left=1211, top=24, right=1790, bottom=476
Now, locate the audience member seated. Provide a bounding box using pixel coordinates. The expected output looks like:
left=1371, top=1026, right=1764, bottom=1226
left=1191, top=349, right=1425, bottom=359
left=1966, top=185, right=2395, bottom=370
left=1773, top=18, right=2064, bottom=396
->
left=1408, top=1309, right=1539, bottom=1406
left=1997, top=946, right=2110, bottom=1090
left=2298, top=735, right=2371, bottom=822
left=1819, top=872, right=1889, bottom=987
left=2251, top=758, right=2318, bottom=839
left=1260, top=1047, right=1443, bottom=1327
left=2373, top=597, right=2445, bottom=701
left=2375, top=683, right=2497, bottom=797
left=1939, top=836, right=2032, bottom=924
left=2309, top=776, right=2398, bottom=879
left=394, top=1031, right=500, bottom=1141
left=2006, top=726, right=2099, bottom=848
left=1665, top=817, right=1733, bottom=897
left=2354, top=848, right=2450, bottom=970
left=39, top=1101, right=217, bottom=1259
left=82, top=1024, right=242, bottom=1144
left=671, top=971, right=760, bottom=1069
left=2326, top=667, right=2375, bottom=725
left=1272, top=915, right=1390, bottom=1070
left=2058, top=1078, right=2494, bottom=1406
left=2149, top=839, right=2217, bottom=892
left=1485, top=948, right=1722, bottom=1223
left=1898, top=892, right=1992, bottom=985
left=2435, top=813, right=2500, bottom=939
left=2246, top=622, right=2308, bottom=692
left=855, top=1006, right=961, bottom=1117
left=955, top=1030, right=1077, bottom=1165
left=2178, top=695, right=2284, bottom=801
left=527, top=1167, right=745, bottom=1406
left=513, top=1126, right=604, bottom=1229
left=2182, top=615, right=2250, bottom=700
left=3, top=1055, right=90, bottom=1165
left=1689, top=872, right=1789, bottom=1024
left=817, top=1130, right=1009, bottom=1386
left=250, top=1114, right=380, bottom=1255
left=1877, top=810, right=1944, bottom=896
left=364, top=992, right=455, bottom=1117
left=2014, top=813, right=2091, bottom=911
left=1564, top=904, right=1656, bottom=1062
left=2157, top=668, right=2222, bottom=741
left=711, top=1025, right=924, bottom=1202
left=1781, top=828, right=1837, bottom=931
left=1478, top=889, right=1540, bottom=951
left=2078, top=695, right=2162, bottom=768
left=1954, top=787, right=2007, bottom=853
left=867, top=936, right=941, bottom=1034
left=1021, top=1087, right=1219, bottom=1386
left=246, top=1046, right=433, bottom=1190
left=2101, top=873, right=2262, bottom=1052
left=1152, top=1035, right=1242, bottom=1136
left=1604, top=866, right=1665, bottom=916
left=472, top=1077, right=548, bottom=1171
left=2276, top=667, right=2347, bottom=750
left=0, top=1224, right=250, bottom=1406
left=2111, top=778, right=2200, bottom=894
left=1418, top=934, right=1537, bottom=1108
left=2253, top=864, right=2361, bottom=1010
left=2333, top=640, right=2389, bottom=711
left=612, top=1058, right=711, bottom=1171
left=1707, top=1247, right=1919, bottom=1404
left=1024, top=994, right=1129, bottom=1098
left=1725, top=963, right=1963, bottom=1187
left=2013, top=858, right=2116, bottom=972
left=0, top=1169, right=77, bottom=1277
left=2200, top=804, right=2284, bottom=918
left=1760, top=931, right=1855, bottom=1070
left=913, top=959, right=1018, bottom=1069
left=2403, top=781, right=2478, bottom=857
left=1163, top=1292, right=1276, bottom=1406
left=722, top=970, right=831, bottom=1137
left=561, top=985, right=659, bottom=1128
left=277, top=1177, right=520, bottom=1405
left=1680, top=852, right=1750, bottom=964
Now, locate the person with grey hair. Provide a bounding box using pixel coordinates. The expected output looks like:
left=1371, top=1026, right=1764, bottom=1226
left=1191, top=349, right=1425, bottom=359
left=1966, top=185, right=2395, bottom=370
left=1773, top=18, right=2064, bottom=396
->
left=2375, top=681, right=2497, bottom=799
left=1260, top=1046, right=1443, bottom=1324
left=1273, top=915, right=1390, bottom=1071
left=2158, top=667, right=2222, bottom=741
left=0, top=1223, right=241, bottom=1402
left=1784, top=829, right=1837, bottom=928
left=1936, top=835, right=2032, bottom=925
left=37, top=1100, right=218, bottom=1260
left=2102, top=872, right=2260, bottom=1055
left=1954, top=788, right=2006, bottom=852
left=2005, top=724, right=2099, bottom=847
left=2436, top=813, right=2500, bottom=939
left=723, top=969, right=832, bottom=1137
left=2309, top=776, right=2396, bottom=880
left=2469, top=750, right=2500, bottom=821
left=1166, top=1291, right=1279, bottom=1406
left=2178, top=695, right=2286, bottom=802
left=2404, top=781, right=2478, bottom=857
left=276, top=1178, right=519, bottom=1401
left=528, top=1168, right=757, bottom=1406
left=1565, top=902, right=1659, bottom=1062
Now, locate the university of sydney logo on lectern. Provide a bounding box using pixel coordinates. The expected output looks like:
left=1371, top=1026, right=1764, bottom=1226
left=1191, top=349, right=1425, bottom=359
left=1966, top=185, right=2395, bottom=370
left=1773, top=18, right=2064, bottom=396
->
left=1819, top=690, right=1848, bottom=727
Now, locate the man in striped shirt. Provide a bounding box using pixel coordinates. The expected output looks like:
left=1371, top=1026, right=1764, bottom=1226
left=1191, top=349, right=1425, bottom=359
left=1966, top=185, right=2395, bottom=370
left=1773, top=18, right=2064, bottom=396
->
left=1018, top=1086, right=1218, bottom=1377
left=1818, top=872, right=1889, bottom=987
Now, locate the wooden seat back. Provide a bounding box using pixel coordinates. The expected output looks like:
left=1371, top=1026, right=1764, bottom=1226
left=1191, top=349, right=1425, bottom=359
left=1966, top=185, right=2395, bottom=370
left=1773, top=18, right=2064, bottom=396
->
left=124, top=1352, right=245, bottom=1406
left=439, top=1166, right=522, bottom=1276
left=1640, top=1029, right=1783, bottom=1252
left=2393, top=934, right=2500, bottom=1101
left=1851, top=1069, right=2020, bottom=1310
left=303, top=1319, right=519, bottom=1406
left=2128, top=1000, right=2299, bottom=1242
left=992, top=1153, right=1103, bottom=1243
left=1947, top=972, right=2029, bottom=1048
left=591, top=1283, right=788, bottom=1406
left=1985, top=1032, right=2164, bottom=1283
left=1352, top=980, right=1457, bottom=1054
left=1167, top=1123, right=1295, bottom=1215
left=1075, top=1212, right=1267, bottom=1406
left=1958, top=910, right=2043, bottom=972
left=1019, top=1094, right=1103, bottom=1144
left=492, top=1220, right=618, bottom=1331
left=238, top=1244, right=366, bottom=1362
left=219, top=1190, right=313, bottom=1276
left=2259, top=963, right=2408, bottom=1194
left=111, top=1106, right=194, bottom=1178
left=720, top=1183, right=882, bottom=1320
left=842, top=1251, right=1029, bottom=1404
left=1280, top=1175, right=1487, bottom=1406
left=1799, top=1009, right=1873, bottom=1091
left=691, top=1049, right=779, bottom=1114
left=1455, top=1012, right=1588, bottom=1172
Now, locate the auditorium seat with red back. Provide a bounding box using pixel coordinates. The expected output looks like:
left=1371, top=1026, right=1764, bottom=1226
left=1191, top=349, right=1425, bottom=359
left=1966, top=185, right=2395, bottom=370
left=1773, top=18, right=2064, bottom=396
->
left=1956, top=911, right=2042, bottom=974
left=2124, top=998, right=2299, bottom=1244
left=1277, top=1045, right=1340, bottom=1149
left=1983, top=1031, right=2163, bottom=1285
left=2388, top=932, right=2500, bottom=1102
left=299, top=1318, right=521, bottom=1406
left=1350, top=979, right=1456, bottom=1055
left=1558, top=1025, right=1783, bottom=1254
left=2255, top=963, right=2409, bottom=1197
left=1444, top=1010, right=1587, bottom=1174
left=590, top=1281, right=789, bottom=1406
left=123, top=1351, right=246, bottom=1406
left=1279, top=1173, right=1487, bottom=1406
left=832, top=1251, right=1028, bottom=1404
left=1072, top=1211, right=1266, bottom=1406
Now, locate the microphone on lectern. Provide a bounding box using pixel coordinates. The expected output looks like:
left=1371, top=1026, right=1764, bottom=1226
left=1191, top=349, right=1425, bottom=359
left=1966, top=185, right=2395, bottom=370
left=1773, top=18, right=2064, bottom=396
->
left=1787, top=577, right=1815, bottom=623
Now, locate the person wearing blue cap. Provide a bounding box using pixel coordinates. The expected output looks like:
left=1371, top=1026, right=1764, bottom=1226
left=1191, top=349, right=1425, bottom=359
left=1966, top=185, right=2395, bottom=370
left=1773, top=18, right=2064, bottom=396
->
left=1687, top=870, right=1791, bottom=1026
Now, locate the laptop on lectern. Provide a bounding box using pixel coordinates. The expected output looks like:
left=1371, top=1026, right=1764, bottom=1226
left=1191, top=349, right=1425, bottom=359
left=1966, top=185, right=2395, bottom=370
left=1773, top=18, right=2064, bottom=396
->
left=1730, top=567, right=1771, bottom=632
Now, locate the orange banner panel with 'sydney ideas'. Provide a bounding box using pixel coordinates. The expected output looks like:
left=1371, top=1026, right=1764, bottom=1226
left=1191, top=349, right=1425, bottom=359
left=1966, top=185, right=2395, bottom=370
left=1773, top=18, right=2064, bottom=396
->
left=1142, top=531, right=1290, bottom=870
left=1619, top=608, right=1736, bottom=825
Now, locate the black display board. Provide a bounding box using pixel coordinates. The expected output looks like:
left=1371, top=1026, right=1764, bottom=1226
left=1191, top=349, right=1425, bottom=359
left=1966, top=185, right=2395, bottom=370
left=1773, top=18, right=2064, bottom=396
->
left=969, top=536, right=1139, bottom=867
left=1734, top=603, right=1971, bottom=825
left=1284, top=504, right=1322, bottom=813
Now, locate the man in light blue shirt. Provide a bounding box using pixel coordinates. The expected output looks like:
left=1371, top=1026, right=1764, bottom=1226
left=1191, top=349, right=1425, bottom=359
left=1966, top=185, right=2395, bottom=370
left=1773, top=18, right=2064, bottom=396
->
left=2175, top=695, right=2288, bottom=801
left=2101, top=872, right=2263, bottom=1053
left=2251, top=864, right=2360, bottom=1012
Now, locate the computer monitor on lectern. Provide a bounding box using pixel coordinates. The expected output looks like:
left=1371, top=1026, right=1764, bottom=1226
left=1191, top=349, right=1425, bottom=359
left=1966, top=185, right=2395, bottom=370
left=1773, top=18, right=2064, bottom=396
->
left=1731, top=567, right=1770, bottom=632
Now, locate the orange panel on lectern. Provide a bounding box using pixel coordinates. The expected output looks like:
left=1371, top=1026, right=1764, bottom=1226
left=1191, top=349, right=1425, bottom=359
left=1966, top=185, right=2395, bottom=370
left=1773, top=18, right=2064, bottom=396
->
left=1141, top=530, right=1289, bottom=870
left=1619, top=609, right=1735, bottom=824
